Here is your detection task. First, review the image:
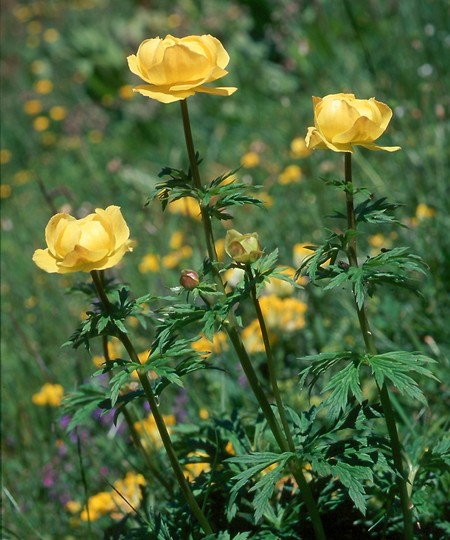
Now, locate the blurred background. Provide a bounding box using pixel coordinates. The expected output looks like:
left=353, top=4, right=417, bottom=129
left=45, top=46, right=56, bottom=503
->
left=1, top=0, right=449, bottom=537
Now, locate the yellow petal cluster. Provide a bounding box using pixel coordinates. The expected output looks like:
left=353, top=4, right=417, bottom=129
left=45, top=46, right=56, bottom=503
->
left=134, top=413, right=176, bottom=449
left=32, top=383, right=64, bottom=407
left=127, top=34, right=237, bottom=103
left=242, top=295, right=308, bottom=354
left=224, top=229, right=262, bottom=264
left=305, top=93, right=401, bottom=153
left=79, top=472, right=146, bottom=521
left=32, top=206, right=135, bottom=274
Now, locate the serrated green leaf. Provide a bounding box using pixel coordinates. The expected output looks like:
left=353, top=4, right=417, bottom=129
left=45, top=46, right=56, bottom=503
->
left=62, top=385, right=106, bottom=431
left=109, top=369, right=132, bottom=407
left=366, top=351, right=438, bottom=405
left=322, top=360, right=363, bottom=419
left=330, top=460, right=372, bottom=514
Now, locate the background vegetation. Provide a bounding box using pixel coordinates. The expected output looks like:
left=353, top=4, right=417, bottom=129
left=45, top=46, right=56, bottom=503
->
left=1, top=0, right=449, bottom=537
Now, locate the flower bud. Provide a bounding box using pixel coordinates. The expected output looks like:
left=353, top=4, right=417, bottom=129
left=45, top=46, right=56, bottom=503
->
left=179, top=269, right=200, bottom=289
left=224, top=229, right=262, bottom=264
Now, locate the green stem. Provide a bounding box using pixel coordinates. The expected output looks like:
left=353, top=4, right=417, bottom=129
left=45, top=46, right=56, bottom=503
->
left=343, top=153, right=414, bottom=540
left=180, top=99, right=218, bottom=264
left=90, top=271, right=214, bottom=537
left=247, top=267, right=295, bottom=451
left=178, top=104, right=325, bottom=539
left=246, top=270, right=326, bottom=540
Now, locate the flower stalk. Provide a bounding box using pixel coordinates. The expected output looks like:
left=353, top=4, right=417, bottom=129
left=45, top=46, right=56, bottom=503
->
left=90, top=270, right=214, bottom=537
left=179, top=103, right=325, bottom=540
left=343, top=153, right=414, bottom=540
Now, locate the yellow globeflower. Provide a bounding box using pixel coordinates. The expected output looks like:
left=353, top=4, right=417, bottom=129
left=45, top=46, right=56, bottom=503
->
left=127, top=34, right=237, bottom=103
left=32, top=206, right=135, bottom=274
left=224, top=229, right=262, bottom=264
left=305, top=93, right=401, bottom=153
left=32, top=383, right=64, bottom=407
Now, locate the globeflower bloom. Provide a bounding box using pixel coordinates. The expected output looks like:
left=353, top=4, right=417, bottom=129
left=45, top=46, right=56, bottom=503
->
left=127, top=34, right=237, bottom=103
left=32, top=206, right=134, bottom=274
left=305, top=93, right=400, bottom=153
left=225, top=229, right=262, bottom=264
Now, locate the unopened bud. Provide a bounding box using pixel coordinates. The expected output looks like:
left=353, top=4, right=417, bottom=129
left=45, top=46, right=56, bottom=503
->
left=179, top=269, right=200, bottom=289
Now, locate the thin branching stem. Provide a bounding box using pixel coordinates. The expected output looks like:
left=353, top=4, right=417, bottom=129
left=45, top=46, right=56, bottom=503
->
left=90, top=270, right=214, bottom=537
left=343, top=153, right=414, bottom=540
left=179, top=102, right=325, bottom=540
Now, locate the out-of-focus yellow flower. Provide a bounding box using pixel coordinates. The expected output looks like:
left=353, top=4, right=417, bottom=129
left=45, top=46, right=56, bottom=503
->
left=242, top=319, right=272, bottom=354
left=88, top=129, right=103, bottom=144
left=65, top=500, right=82, bottom=514
left=27, top=20, right=42, bottom=35
left=305, top=93, right=401, bottom=153
left=0, top=149, right=12, bottom=164
left=225, top=441, right=235, bottom=455
left=139, top=253, right=160, bottom=273
left=242, top=295, right=308, bottom=354
left=170, top=230, right=184, bottom=250
left=118, top=84, right=135, bottom=100
left=215, top=238, right=225, bottom=261
left=33, top=116, right=50, bottom=132
left=290, top=137, right=312, bottom=158
left=415, top=203, right=436, bottom=221
left=34, top=79, right=53, bottom=94
left=199, top=408, right=209, bottom=420
left=110, top=471, right=146, bottom=520
left=293, top=242, right=323, bottom=268
left=49, top=106, right=67, bottom=121
left=278, top=164, right=302, bottom=185
left=184, top=452, right=210, bottom=481
left=23, top=99, right=43, bottom=115
left=264, top=266, right=304, bottom=297
left=167, top=197, right=201, bottom=220
left=33, top=206, right=135, bottom=274
left=192, top=331, right=228, bottom=358
left=225, top=229, right=262, bottom=264
left=14, top=170, right=32, bottom=185
left=43, top=28, right=60, bottom=43
left=92, top=338, right=122, bottom=368
left=134, top=414, right=176, bottom=449
left=0, top=184, right=12, bottom=199
left=32, top=383, right=64, bottom=407
left=240, top=151, right=260, bottom=168
left=127, top=34, right=237, bottom=103
left=368, top=233, right=386, bottom=249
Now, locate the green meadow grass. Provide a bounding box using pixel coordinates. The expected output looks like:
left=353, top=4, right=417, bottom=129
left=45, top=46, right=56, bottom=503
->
left=1, top=0, right=449, bottom=537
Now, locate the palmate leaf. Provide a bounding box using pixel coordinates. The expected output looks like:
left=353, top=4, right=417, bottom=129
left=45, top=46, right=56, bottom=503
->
left=299, top=351, right=361, bottom=396
left=330, top=460, right=373, bottom=514
left=366, top=351, right=438, bottom=405
left=354, top=196, right=403, bottom=225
